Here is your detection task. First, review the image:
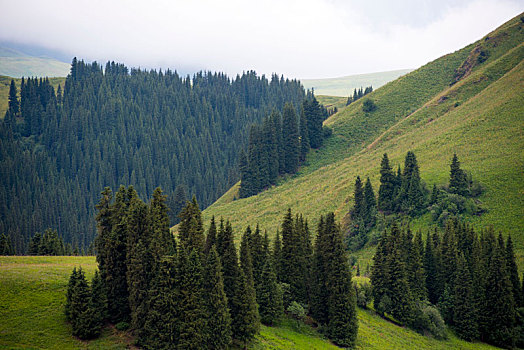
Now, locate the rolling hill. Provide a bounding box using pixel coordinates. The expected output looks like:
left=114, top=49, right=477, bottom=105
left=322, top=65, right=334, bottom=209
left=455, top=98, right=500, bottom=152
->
left=0, top=45, right=70, bottom=78
left=201, top=13, right=524, bottom=273
left=302, top=69, right=413, bottom=97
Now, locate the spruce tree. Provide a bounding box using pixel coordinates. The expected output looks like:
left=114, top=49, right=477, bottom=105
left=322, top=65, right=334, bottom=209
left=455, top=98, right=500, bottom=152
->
left=170, top=184, right=188, bottom=225
left=231, top=268, right=260, bottom=347
left=7, top=79, right=19, bottom=115
left=449, top=153, right=469, bottom=197
left=258, top=259, right=283, bottom=326
left=408, top=231, right=426, bottom=301
left=126, top=196, right=151, bottom=331
left=272, top=230, right=282, bottom=280
left=378, top=153, right=395, bottom=213
left=178, top=196, right=205, bottom=253
left=324, top=213, right=358, bottom=347
left=281, top=103, right=299, bottom=174
left=217, top=221, right=239, bottom=314
left=351, top=176, right=364, bottom=222
left=142, top=256, right=177, bottom=349
left=481, top=233, right=516, bottom=348
left=363, top=177, right=377, bottom=228
left=203, top=247, right=232, bottom=349
left=204, top=216, right=217, bottom=255
left=310, top=216, right=329, bottom=325
left=424, top=230, right=439, bottom=304
left=453, top=253, right=479, bottom=341
left=65, top=267, right=79, bottom=321
left=69, top=267, right=93, bottom=339
left=89, top=270, right=106, bottom=331
left=175, top=248, right=207, bottom=350
left=299, top=108, right=310, bottom=162
left=149, top=187, right=175, bottom=259
left=280, top=208, right=305, bottom=304
left=505, top=235, right=522, bottom=307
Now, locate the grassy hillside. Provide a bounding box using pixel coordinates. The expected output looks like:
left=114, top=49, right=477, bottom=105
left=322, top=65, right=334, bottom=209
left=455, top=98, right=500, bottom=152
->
left=0, top=45, right=70, bottom=79
left=202, top=13, right=524, bottom=272
left=302, top=69, right=413, bottom=97
left=0, top=76, right=66, bottom=117
left=0, top=256, right=498, bottom=349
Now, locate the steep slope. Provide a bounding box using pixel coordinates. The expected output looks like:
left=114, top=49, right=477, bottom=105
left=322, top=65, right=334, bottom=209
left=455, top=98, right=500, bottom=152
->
left=202, top=13, right=524, bottom=270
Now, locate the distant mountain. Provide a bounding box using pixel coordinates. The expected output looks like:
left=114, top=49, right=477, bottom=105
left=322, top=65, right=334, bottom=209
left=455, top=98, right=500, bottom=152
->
left=302, top=69, right=413, bottom=97
left=0, top=43, right=70, bottom=78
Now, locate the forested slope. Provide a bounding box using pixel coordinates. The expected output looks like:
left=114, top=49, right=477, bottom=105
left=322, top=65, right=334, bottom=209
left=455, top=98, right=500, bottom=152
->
left=0, top=61, right=306, bottom=252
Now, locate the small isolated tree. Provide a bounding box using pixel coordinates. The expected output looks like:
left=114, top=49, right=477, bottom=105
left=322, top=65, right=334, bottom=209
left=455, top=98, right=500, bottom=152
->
left=362, top=99, right=377, bottom=112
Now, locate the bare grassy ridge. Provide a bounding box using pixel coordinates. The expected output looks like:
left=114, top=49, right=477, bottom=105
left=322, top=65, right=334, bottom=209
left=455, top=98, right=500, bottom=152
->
left=202, top=14, right=524, bottom=273
left=0, top=256, right=499, bottom=349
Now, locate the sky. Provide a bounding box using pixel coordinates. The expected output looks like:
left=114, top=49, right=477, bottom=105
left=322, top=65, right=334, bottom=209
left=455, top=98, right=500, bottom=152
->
left=0, top=0, right=522, bottom=79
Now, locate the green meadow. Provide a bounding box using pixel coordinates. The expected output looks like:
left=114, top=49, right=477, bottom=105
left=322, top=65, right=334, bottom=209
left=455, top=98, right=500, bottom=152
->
left=0, top=256, right=499, bottom=349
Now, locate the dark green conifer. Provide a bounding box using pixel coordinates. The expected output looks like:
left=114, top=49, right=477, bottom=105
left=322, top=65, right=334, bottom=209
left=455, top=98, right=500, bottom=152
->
left=258, top=259, right=283, bottom=325
left=0, top=233, right=13, bottom=255
left=203, top=247, right=232, bottom=349
left=282, top=103, right=299, bottom=174
left=299, top=108, right=310, bottom=162
left=170, top=184, right=188, bottom=225
left=453, top=253, right=479, bottom=341
left=204, top=216, right=217, bottom=255
left=324, top=213, right=358, bottom=347
left=363, top=177, right=377, bottom=228
left=8, top=79, right=19, bottom=115
left=149, top=187, right=175, bottom=258
left=231, top=268, right=260, bottom=347
left=272, top=230, right=282, bottom=280
left=505, top=235, right=522, bottom=307
left=65, top=267, right=79, bottom=321
left=142, top=256, right=177, bottom=349
left=175, top=248, right=207, bottom=350
left=217, top=221, right=239, bottom=313
left=178, top=196, right=205, bottom=253
left=409, top=231, right=426, bottom=301
left=481, top=233, right=516, bottom=348
left=351, top=176, right=364, bottom=222
left=424, top=230, right=439, bottom=304
left=310, top=216, right=329, bottom=325
left=449, top=153, right=469, bottom=197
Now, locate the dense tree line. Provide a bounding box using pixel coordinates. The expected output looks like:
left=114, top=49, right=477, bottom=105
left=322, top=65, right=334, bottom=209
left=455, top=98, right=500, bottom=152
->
left=67, top=190, right=357, bottom=347
left=26, top=228, right=82, bottom=255
left=0, top=60, right=306, bottom=253
left=239, top=95, right=329, bottom=197
left=346, top=86, right=373, bottom=106
left=370, top=219, right=523, bottom=348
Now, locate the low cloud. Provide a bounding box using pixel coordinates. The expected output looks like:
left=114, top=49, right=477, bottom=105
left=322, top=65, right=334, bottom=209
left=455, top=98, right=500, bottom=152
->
left=0, top=0, right=521, bottom=78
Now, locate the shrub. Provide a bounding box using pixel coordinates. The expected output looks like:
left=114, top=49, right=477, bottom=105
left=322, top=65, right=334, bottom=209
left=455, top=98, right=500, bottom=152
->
left=115, top=322, right=129, bottom=331
left=354, top=282, right=373, bottom=309
left=411, top=301, right=447, bottom=339
left=362, top=99, right=377, bottom=112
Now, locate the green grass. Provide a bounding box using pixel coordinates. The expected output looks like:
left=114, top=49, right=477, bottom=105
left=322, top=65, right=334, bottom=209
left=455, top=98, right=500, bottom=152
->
left=0, top=76, right=66, bottom=117
left=302, top=69, right=413, bottom=97
left=202, top=14, right=524, bottom=271
left=0, top=256, right=128, bottom=349
left=0, top=56, right=70, bottom=79
left=0, top=256, right=501, bottom=349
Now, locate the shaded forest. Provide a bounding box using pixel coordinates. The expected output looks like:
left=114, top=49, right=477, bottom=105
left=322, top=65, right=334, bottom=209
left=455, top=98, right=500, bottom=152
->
left=0, top=60, right=307, bottom=252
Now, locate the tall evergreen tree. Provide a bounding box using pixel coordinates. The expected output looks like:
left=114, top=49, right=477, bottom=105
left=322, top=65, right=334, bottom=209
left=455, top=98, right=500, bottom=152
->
left=408, top=231, right=426, bottom=301
left=481, top=233, right=516, bottom=348
left=310, top=216, right=329, bottom=325
left=203, top=247, right=232, bottom=350
left=299, top=108, right=310, bottom=162
left=170, top=184, right=188, bottom=226
left=281, top=103, right=299, bottom=174
left=363, top=177, right=377, bottom=228
left=378, top=153, right=396, bottom=213
left=351, top=176, right=364, bottom=222
left=7, top=79, right=19, bottom=115
left=216, top=221, right=239, bottom=314
left=258, top=259, right=283, bottom=326
left=505, top=235, right=522, bottom=307
left=175, top=248, right=207, bottom=350
left=324, top=213, right=358, bottom=347
left=142, top=256, right=177, bottom=349
left=453, top=253, right=479, bottom=341
left=231, top=268, right=260, bottom=347
left=178, top=196, right=205, bottom=253
left=449, top=153, right=469, bottom=197
left=204, top=216, right=217, bottom=255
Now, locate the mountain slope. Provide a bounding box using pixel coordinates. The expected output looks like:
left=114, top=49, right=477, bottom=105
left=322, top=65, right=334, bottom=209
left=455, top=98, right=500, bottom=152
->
left=302, top=69, right=413, bottom=97
left=201, top=12, right=524, bottom=272
left=0, top=45, right=70, bottom=78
